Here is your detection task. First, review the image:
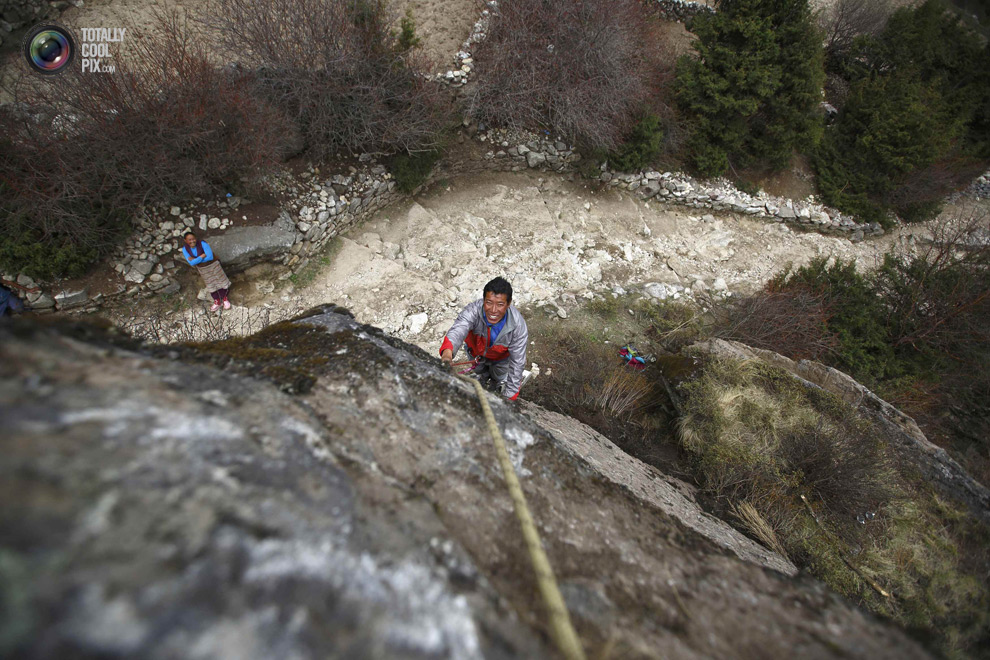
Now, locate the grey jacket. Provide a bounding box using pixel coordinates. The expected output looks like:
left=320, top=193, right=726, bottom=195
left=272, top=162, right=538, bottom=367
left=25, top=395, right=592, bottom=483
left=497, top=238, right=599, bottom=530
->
left=441, top=300, right=529, bottom=398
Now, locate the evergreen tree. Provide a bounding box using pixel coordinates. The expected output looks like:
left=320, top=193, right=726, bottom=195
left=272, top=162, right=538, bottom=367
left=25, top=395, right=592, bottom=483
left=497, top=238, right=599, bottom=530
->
left=675, top=0, right=824, bottom=176
left=814, top=0, right=990, bottom=224
left=815, top=72, right=955, bottom=224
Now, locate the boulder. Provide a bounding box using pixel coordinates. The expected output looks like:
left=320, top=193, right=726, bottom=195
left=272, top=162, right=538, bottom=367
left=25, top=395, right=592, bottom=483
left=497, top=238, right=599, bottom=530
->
left=26, top=293, right=54, bottom=310
left=209, top=223, right=298, bottom=273
left=404, top=312, right=429, bottom=334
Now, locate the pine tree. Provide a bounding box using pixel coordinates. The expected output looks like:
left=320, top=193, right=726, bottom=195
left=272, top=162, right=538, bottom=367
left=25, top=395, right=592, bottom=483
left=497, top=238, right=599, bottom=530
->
left=815, top=73, right=955, bottom=224
left=675, top=0, right=824, bottom=176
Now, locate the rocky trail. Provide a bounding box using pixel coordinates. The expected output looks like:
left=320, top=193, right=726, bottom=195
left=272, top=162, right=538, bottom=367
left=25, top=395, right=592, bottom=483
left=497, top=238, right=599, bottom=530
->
left=119, top=169, right=933, bottom=355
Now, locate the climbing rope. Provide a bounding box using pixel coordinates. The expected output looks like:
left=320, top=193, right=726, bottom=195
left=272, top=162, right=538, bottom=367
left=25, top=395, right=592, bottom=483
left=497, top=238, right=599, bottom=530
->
left=450, top=364, right=586, bottom=660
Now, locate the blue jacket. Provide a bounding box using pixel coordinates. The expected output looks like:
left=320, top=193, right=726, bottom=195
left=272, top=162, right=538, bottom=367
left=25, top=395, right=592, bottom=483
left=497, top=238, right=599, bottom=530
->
left=1, top=285, right=24, bottom=316
left=182, top=241, right=214, bottom=266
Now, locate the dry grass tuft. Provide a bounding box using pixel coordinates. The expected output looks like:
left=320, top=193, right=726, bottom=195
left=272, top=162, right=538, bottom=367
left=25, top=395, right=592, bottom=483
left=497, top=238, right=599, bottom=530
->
left=732, top=500, right=790, bottom=561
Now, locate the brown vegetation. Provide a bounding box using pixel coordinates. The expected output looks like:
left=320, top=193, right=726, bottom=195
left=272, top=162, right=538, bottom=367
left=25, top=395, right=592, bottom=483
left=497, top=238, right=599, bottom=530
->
left=469, top=0, right=674, bottom=151
left=0, top=8, right=292, bottom=278
left=201, top=0, right=453, bottom=158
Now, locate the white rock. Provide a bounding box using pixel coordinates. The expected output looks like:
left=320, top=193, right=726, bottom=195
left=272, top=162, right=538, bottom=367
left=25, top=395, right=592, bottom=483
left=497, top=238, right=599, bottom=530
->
left=124, top=269, right=145, bottom=284
left=405, top=312, right=429, bottom=334
left=207, top=217, right=221, bottom=230
left=170, top=206, right=180, bottom=216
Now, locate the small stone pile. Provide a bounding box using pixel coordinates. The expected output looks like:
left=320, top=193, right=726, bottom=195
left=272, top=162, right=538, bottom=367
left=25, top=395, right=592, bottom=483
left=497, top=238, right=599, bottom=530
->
left=435, top=0, right=496, bottom=87
left=479, top=128, right=580, bottom=173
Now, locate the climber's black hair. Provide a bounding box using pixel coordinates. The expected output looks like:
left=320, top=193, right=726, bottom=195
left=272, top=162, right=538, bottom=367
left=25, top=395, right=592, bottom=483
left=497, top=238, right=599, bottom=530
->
left=483, top=277, right=512, bottom=303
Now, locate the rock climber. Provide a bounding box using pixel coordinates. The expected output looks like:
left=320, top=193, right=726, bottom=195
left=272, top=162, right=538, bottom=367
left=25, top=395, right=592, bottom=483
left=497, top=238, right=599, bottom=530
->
left=440, top=276, right=529, bottom=400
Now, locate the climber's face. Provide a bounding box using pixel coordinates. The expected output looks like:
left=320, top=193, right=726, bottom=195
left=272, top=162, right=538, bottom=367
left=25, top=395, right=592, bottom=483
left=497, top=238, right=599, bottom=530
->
left=483, top=292, right=509, bottom=325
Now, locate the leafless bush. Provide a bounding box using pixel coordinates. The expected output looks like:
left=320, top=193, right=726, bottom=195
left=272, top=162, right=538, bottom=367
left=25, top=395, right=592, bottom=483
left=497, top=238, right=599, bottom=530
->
left=818, top=0, right=894, bottom=60
left=470, top=0, right=673, bottom=151
left=778, top=418, right=893, bottom=533
left=714, top=287, right=840, bottom=361
left=201, top=0, right=453, bottom=158
left=877, top=210, right=990, bottom=359
left=1, top=8, right=292, bottom=277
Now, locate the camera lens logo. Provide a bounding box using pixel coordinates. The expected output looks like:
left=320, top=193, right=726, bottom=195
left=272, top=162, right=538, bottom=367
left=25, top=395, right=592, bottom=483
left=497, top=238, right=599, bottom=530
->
left=23, top=24, right=76, bottom=75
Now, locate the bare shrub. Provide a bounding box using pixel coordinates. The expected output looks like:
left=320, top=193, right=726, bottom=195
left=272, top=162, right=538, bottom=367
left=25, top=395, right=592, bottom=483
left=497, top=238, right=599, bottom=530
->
left=778, top=417, right=893, bottom=535
left=0, top=8, right=292, bottom=279
left=876, top=211, right=990, bottom=360
left=818, top=0, right=894, bottom=60
left=714, top=287, right=840, bottom=361
left=201, top=0, right=453, bottom=158
left=470, top=0, right=673, bottom=151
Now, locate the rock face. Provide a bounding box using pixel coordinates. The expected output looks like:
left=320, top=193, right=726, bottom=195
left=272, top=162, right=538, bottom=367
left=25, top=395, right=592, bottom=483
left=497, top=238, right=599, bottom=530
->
left=0, top=313, right=930, bottom=659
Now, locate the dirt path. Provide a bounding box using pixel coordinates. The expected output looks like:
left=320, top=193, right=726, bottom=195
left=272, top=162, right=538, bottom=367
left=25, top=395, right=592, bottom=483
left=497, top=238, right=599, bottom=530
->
left=243, top=170, right=920, bottom=355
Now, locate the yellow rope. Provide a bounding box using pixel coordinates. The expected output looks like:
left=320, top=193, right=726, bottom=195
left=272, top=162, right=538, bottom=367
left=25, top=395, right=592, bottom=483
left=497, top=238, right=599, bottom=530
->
left=453, top=366, right=586, bottom=660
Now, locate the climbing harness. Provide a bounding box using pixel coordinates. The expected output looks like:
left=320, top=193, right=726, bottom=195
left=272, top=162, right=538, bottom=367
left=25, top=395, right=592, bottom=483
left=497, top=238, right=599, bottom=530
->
left=449, top=363, right=586, bottom=660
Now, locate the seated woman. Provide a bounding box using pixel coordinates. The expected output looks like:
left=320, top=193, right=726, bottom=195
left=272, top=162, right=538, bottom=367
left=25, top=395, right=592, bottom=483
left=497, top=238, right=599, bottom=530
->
left=181, top=231, right=231, bottom=312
